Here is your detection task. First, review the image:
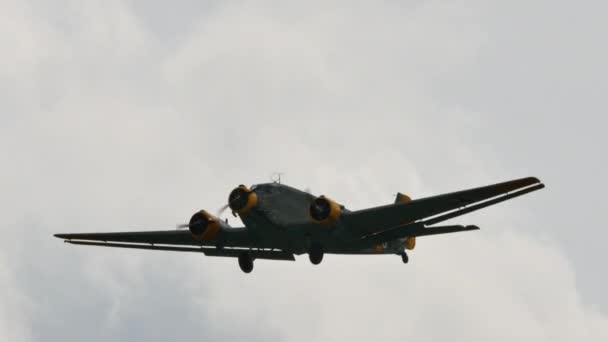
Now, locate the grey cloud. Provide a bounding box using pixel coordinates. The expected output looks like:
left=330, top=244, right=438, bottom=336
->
left=1, top=0, right=607, bottom=341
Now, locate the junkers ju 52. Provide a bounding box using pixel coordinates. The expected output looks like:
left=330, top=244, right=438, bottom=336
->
left=55, top=177, right=544, bottom=273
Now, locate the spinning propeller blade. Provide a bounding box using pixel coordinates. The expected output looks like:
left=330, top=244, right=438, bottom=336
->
left=216, top=204, right=230, bottom=217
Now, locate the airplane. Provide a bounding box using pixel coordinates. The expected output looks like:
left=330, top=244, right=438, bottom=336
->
left=55, top=177, right=544, bottom=273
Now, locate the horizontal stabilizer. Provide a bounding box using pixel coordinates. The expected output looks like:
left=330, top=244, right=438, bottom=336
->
left=406, top=224, right=480, bottom=237
left=354, top=223, right=479, bottom=246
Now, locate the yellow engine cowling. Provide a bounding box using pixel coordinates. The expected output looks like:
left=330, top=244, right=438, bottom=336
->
left=228, top=185, right=258, bottom=216
left=309, top=195, right=342, bottom=226
left=405, top=237, right=416, bottom=250
left=399, top=193, right=415, bottom=250
left=188, top=210, right=223, bottom=241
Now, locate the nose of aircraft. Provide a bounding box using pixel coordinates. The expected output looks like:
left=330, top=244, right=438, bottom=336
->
left=228, top=185, right=250, bottom=212
left=227, top=185, right=258, bottom=215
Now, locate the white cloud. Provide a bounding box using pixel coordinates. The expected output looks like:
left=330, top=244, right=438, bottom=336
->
left=0, top=259, right=31, bottom=342
left=1, top=0, right=607, bottom=341
left=200, top=231, right=608, bottom=342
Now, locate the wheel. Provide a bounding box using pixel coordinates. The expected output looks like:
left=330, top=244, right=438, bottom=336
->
left=401, top=251, right=409, bottom=264
left=309, top=243, right=324, bottom=265
left=238, top=252, right=254, bottom=273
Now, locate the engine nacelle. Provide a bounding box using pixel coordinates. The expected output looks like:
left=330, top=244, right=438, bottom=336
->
left=399, top=193, right=415, bottom=250
left=228, top=185, right=258, bottom=216
left=405, top=237, right=416, bottom=250
left=188, top=210, right=226, bottom=241
left=309, top=195, right=342, bottom=225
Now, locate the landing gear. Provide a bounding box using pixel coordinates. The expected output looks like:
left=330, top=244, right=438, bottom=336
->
left=400, top=251, right=409, bottom=264
left=238, top=252, right=254, bottom=273
left=309, top=243, right=324, bottom=265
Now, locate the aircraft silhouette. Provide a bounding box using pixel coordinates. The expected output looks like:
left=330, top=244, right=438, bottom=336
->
left=55, top=177, right=544, bottom=273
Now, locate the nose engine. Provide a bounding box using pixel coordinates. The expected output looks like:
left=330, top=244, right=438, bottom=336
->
left=228, top=185, right=258, bottom=216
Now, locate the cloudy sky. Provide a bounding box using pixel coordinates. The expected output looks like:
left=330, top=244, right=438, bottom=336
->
left=1, top=0, right=607, bottom=341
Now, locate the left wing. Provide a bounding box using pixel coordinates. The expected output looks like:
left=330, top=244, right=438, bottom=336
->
left=342, top=177, right=544, bottom=238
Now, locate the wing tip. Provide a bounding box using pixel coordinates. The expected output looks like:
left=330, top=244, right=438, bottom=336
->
left=521, top=176, right=542, bottom=186
left=526, top=177, right=545, bottom=191
left=510, top=176, right=545, bottom=192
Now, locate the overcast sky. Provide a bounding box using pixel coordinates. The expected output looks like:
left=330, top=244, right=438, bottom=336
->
left=1, top=0, right=607, bottom=341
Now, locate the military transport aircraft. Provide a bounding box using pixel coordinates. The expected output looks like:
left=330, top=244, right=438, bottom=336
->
left=55, top=177, right=544, bottom=273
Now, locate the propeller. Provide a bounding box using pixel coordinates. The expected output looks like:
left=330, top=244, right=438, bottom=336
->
left=216, top=203, right=230, bottom=217
left=177, top=203, right=231, bottom=230
left=176, top=223, right=189, bottom=229
left=176, top=220, right=206, bottom=230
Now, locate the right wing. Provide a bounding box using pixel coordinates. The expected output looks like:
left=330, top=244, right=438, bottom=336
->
left=54, top=228, right=295, bottom=261
left=342, top=177, right=544, bottom=238
left=55, top=230, right=206, bottom=246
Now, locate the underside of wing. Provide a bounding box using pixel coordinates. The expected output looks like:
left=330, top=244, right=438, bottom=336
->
left=54, top=228, right=294, bottom=261
left=342, top=177, right=544, bottom=238
left=54, top=227, right=255, bottom=248
left=55, top=230, right=201, bottom=246
left=62, top=240, right=295, bottom=260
